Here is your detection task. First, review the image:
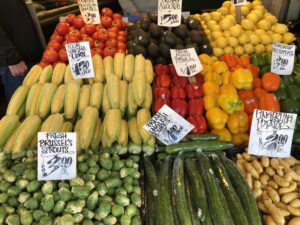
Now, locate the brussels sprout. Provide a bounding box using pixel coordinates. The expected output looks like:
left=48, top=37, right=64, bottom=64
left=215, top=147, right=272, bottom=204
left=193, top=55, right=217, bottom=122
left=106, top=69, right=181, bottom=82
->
left=129, top=155, right=139, bottom=163
left=85, top=181, right=95, bottom=191
left=19, top=209, right=33, bottom=225
left=87, top=159, right=97, bottom=168
left=58, top=182, right=70, bottom=189
left=71, top=186, right=90, bottom=199
left=18, top=192, right=30, bottom=204
left=66, top=200, right=85, bottom=214
left=70, top=178, right=84, bottom=187
left=3, top=204, right=15, bottom=214
left=0, top=206, right=7, bottom=224
left=73, top=213, right=83, bottom=223
left=58, top=187, right=72, bottom=202
left=24, top=197, right=39, bottom=210
left=23, top=168, right=36, bottom=181
left=53, top=216, right=62, bottom=225
left=53, top=200, right=66, bottom=215
left=103, top=215, right=117, bottom=225
left=82, top=219, right=94, bottom=225
left=105, top=178, right=122, bottom=189
left=27, top=180, right=41, bottom=193
left=52, top=191, right=60, bottom=202
left=120, top=168, right=132, bottom=178
left=42, top=181, right=54, bottom=195
left=115, top=187, right=127, bottom=196
left=133, top=186, right=141, bottom=195
left=132, top=179, right=139, bottom=186
left=130, top=193, right=141, bottom=208
left=125, top=204, right=139, bottom=217
left=83, top=174, right=96, bottom=182
left=87, top=166, right=100, bottom=175
left=33, top=192, right=43, bottom=201
left=15, top=179, right=29, bottom=190
left=38, top=216, right=53, bottom=225
left=5, top=214, right=20, bottom=225
left=82, top=208, right=94, bottom=219
left=132, top=163, right=139, bottom=170
left=32, top=210, right=47, bottom=222
left=115, top=194, right=130, bottom=207
left=131, top=171, right=140, bottom=179
left=3, top=171, right=16, bottom=183
left=96, top=169, right=111, bottom=181
left=87, top=191, right=99, bottom=210
left=77, top=153, right=89, bottom=162
left=123, top=183, right=133, bottom=194
left=131, top=216, right=142, bottom=225
left=78, top=163, right=88, bottom=173
left=110, top=171, right=120, bottom=179
left=100, top=158, right=113, bottom=170
left=98, top=195, right=112, bottom=203
left=61, top=214, right=74, bottom=225
left=0, top=180, right=11, bottom=192
left=7, top=196, right=19, bottom=207
left=0, top=193, right=8, bottom=203
left=122, top=176, right=133, bottom=184
left=12, top=163, right=26, bottom=176
left=125, top=159, right=134, bottom=168
left=111, top=204, right=124, bottom=217
left=94, top=201, right=112, bottom=221
left=41, top=194, right=55, bottom=212
left=112, top=160, right=124, bottom=171
left=97, top=183, right=108, bottom=197
left=120, top=214, right=131, bottom=225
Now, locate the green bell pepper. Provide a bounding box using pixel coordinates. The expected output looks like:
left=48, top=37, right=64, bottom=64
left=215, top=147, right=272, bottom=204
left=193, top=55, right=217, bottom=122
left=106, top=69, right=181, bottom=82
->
left=282, top=76, right=294, bottom=86
left=275, top=88, right=288, bottom=100
left=250, top=54, right=259, bottom=67
left=263, top=53, right=272, bottom=65
left=294, top=64, right=300, bottom=75
left=280, top=99, right=300, bottom=114
left=293, top=131, right=300, bottom=144
left=287, top=85, right=300, bottom=99
left=257, top=54, right=267, bottom=68
left=260, top=65, right=270, bottom=76
left=295, top=117, right=300, bottom=131
left=293, top=73, right=300, bottom=86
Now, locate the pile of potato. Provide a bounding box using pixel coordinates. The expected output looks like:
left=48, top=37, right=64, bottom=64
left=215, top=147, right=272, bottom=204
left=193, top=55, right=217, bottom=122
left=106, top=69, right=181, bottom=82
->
left=236, top=152, right=300, bottom=225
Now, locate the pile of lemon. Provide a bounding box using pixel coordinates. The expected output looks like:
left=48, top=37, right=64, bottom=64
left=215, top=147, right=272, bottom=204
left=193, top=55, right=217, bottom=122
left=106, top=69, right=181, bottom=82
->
left=193, top=0, right=296, bottom=57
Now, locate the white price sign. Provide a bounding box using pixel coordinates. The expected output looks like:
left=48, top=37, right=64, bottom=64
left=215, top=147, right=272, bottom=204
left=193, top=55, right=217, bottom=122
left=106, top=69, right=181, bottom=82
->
left=271, top=41, right=296, bottom=75
left=248, top=110, right=297, bottom=158
left=231, top=0, right=247, bottom=6
left=78, top=0, right=100, bottom=24
left=66, top=41, right=95, bottom=79
left=171, top=48, right=203, bottom=77
left=158, top=0, right=182, bottom=27
left=38, top=132, right=77, bottom=181
left=144, top=105, right=194, bottom=145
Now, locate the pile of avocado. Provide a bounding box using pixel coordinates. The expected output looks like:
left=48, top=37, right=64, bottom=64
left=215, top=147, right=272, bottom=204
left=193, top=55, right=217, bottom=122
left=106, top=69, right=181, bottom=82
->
left=126, top=12, right=212, bottom=64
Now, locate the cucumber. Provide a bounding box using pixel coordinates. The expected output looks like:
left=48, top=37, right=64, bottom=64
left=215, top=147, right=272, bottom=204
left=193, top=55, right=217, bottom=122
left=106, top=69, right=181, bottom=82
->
left=185, top=177, right=201, bottom=225
left=158, top=157, right=175, bottom=225
left=222, top=157, right=262, bottom=225
left=186, top=134, right=218, bottom=141
left=185, top=159, right=214, bottom=225
left=172, top=154, right=193, bottom=225
left=145, top=186, right=155, bottom=225
left=197, top=153, right=234, bottom=225
left=165, top=141, right=233, bottom=154
left=212, top=156, right=249, bottom=225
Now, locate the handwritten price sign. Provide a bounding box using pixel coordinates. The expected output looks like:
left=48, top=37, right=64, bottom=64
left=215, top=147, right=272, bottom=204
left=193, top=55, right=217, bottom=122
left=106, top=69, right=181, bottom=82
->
left=158, top=0, right=182, bottom=27
left=38, top=133, right=77, bottom=180
left=170, top=48, right=203, bottom=77
left=78, top=0, right=100, bottom=24
left=231, top=0, right=247, bottom=6
left=271, top=41, right=296, bottom=75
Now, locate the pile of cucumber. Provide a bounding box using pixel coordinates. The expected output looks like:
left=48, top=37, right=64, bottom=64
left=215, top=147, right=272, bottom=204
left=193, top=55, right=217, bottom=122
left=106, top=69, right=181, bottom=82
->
left=144, top=153, right=262, bottom=225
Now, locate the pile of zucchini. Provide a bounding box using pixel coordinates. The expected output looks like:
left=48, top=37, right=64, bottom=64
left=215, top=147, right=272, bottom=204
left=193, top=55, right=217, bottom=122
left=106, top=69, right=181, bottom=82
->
left=144, top=152, right=262, bottom=225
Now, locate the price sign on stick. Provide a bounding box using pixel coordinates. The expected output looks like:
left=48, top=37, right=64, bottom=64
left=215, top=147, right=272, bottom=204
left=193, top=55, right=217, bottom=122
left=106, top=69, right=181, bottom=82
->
left=78, top=0, right=100, bottom=24
left=38, top=132, right=77, bottom=180
left=158, top=0, right=182, bottom=27
left=231, top=0, right=247, bottom=6
left=271, top=41, right=296, bottom=75
left=248, top=110, right=297, bottom=158
left=66, top=41, right=95, bottom=79
left=144, top=105, right=194, bottom=145
left=171, top=48, right=203, bottom=77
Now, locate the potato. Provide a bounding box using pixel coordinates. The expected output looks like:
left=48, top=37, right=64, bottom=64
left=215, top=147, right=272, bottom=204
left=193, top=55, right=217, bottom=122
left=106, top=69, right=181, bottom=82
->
left=268, top=180, right=279, bottom=190
left=258, top=201, right=268, bottom=213
left=275, top=202, right=290, bottom=216
left=282, top=192, right=299, bottom=204
left=245, top=163, right=259, bottom=179
left=254, top=180, right=261, bottom=189
left=274, top=175, right=289, bottom=187
left=284, top=157, right=296, bottom=167
left=287, top=205, right=300, bottom=216
left=270, top=158, right=280, bottom=170
left=284, top=168, right=300, bottom=181
left=246, top=172, right=253, bottom=190
left=278, top=158, right=290, bottom=169
left=265, top=215, right=277, bottom=225
left=253, top=188, right=262, bottom=199
left=266, top=167, right=276, bottom=176
left=242, top=152, right=252, bottom=161
left=288, top=216, right=300, bottom=225
left=252, top=159, right=263, bottom=174
left=279, top=181, right=297, bottom=195
left=260, top=174, right=270, bottom=186
left=290, top=199, right=300, bottom=208
left=261, top=156, right=270, bottom=168
left=277, top=168, right=284, bottom=177
left=237, top=153, right=242, bottom=159
left=266, top=186, right=280, bottom=203
left=264, top=199, right=286, bottom=225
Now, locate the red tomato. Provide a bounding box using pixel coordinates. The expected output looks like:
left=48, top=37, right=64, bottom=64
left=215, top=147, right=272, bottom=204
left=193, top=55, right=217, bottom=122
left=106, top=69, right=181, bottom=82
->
left=73, top=17, right=85, bottom=29
left=117, top=41, right=126, bottom=50
left=56, top=22, right=70, bottom=36
left=117, top=35, right=126, bottom=42
left=58, top=48, right=68, bottom=62
left=103, top=46, right=116, bottom=57
left=82, top=36, right=95, bottom=48
left=101, top=7, right=113, bottom=17
left=38, top=61, right=49, bottom=68
left=84, top=24, right=96, bottom=36
left=68, top=29, right=82, bottom=40
left=96, top=25, right=103, bottom=31
left=64, top=34, right=79, bottom=43
left=121, top=21, right=128, bottom=29
left=47, top=41, right=62, bottom=51
left=101, top=16, right=112, bottom=28
left=118, top=30, right=127, bottom=37
left=50, top=34, right=64, bottom=43
left=112, top=13, right=122, bottom=21
left=94, top=30, right=109, bottom=42
left=94, top=40, right=105, bottom=49
left=105, top=38, right=117, bottom=48
left=117, top=48, right=126, bottom=54
left=43, top=49, right=58, bottom=63
left=80, top=27, right=85, bottom=34
left=91, top=48, right=103, bottom=56
left=65, top=14, right=76, bottom=25
left=111, top=20, right=122, bottom=30
left=107, top=26, right=119, bottom=33
left=108, top=31, right=118, bottom=39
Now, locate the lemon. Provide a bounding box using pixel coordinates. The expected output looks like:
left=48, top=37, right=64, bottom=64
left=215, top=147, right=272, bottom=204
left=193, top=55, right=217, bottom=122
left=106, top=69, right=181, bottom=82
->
left=211, top=31, right=223, bottom=40
left=224, top=46, right=234, bottom=53
left=246, top=2, right=252, bottom=10
left=210, top=41, right=216, bottom=48
left=274, top=23, right=288, bottom=34
left=201, top=13, right=211, bottom=22
left=222, top=1, right=232, bottom=8
left=271, top=33, right=283, bottom=42
left=253, top=5, right=265, bottom=13
left=241, top=6, right=250, bottom=16
left=254, top=29, right=266, bottom=35
left=203, top=24, right=208, bottom=29
left=227, top=36, right=239, bottom=48
left=241, top=19, right=255, bottom=30
left=255, top=44, right=266, bottom=54
left=244, top=43, right=255, bottom=54
left=225, top=15, right=236, bottom=24
left=215, top=37, right=228, bottom=48
left=252, top=10, right=263, bottom=19
left=218, top=7, right=229, bottom=16
left=283, top=32, right=296, bottom=44
left=266, top=44, right=273, bottom=53
left=257, top=19, right=272, bottom=31
left=207, top=20, right=217, bottom=29
left=223, top=30, right=231, bottom=38
left=260, top=34, right=272, bottom=45
left=246, top=13, right=259, bottom=23
left=264, top=14, right=278, bottom=24
left=234, top=46, right=245, bottom=56
left=252, top=0, right=262, bottom=7
left=249, top=34, right=261, bottom=45
left=210, top=11, right=222, bottom=21
left=213, top=48, right=224, bottom=57
left=207, top=36, right=212, bottom=41
left=244, top=30, right=253, bottom=36
left=239, top=34, right=250, bottom=45
left=267, top=30, right=273, bottom=35
left=220, top=18, right=233, bottom=31
left=229, top=25, right=242, bottom=37
left=229, top=6, right=236, bottom=15
left=211, top=25, right=221, bottom=32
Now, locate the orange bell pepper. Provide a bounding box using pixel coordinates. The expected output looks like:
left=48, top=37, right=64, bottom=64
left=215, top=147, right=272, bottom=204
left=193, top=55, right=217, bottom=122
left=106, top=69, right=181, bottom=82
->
left=203, top=81, right=220, bottom=96
left=212, top=61, right=229, bottom=74
left=253, top=77, right=261, bottom=89
left=245, top=64, right=260, bottom=78
left=253, top=88, right=267, bottom=100
left=232, top=133, right=249, bottom=147
left=221, top=71, right=231, bottom=85
left=221, top=53, right=239, bottom=68
left=199, top=53, right=213, bottom=65
left=204, top=94, right=218, bottom=111
left=259, top=93, right=280, bottom=112
left=220, top=84, right=237, bottom=95
left=239, top=55, right=250, bottom=67
left=227, top=111, right=249, bottom=134
left=261, top=72, right=281, bottom=92
left=211, top=128, right=232, bottom=142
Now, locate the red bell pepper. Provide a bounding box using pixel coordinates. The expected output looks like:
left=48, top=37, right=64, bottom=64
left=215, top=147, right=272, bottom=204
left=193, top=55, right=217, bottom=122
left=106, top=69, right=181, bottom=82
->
left=187, top=115, right=208, bottom=134
left=153, top=99, right=171, bottom=113
left=155, top=74, right=171, bottom=88
left=171, top=99, right=188, bottom=118
left=171, top=87, right=186, bottom=100
left=171, top=75, right=188, bottom=88
left=185, top=83, right=204, bottom=99
left=153, top=87, right=170, bottom=100
left=169, top=64, right=177, bottom=77
left=154, top=64, right=169, bottom=76
left=195, top=74, right=204, bottom=84
left=188, top=99, right=204, bottom=116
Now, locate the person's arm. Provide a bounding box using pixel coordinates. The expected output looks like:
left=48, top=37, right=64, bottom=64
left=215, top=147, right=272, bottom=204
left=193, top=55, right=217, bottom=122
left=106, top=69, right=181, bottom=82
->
left=0, top=25, right=27, bottom=76
left=118, top=0, right=140, bottom=16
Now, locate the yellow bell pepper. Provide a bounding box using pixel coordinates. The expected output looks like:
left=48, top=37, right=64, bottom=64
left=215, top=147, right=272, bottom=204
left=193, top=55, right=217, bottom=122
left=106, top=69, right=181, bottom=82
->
left=220, top=84, right=237, bottom=95
left=203, top=81, right=220, bottom=96
left=221, top=71, right=231, bottom=85
left=206, top=107, right=228, bottom=130
left=204, top=94, right=218, bottom=111
left=211, top=128, right=232, bottom=142
left=227, top=111, right=249, bottom=134
left=232, top=133, right=249, bottom=147
left=231, top=68, right=253, bottom=90
left=212, top=61, right=229, bottom=74
left=204, top=72, right=222, bottom=86
left=202, top=64, right=213, bottom=74
left=199, top=54, right=213, bottom=65
left=211, top=56, right=218, bottom=62
left=217, top=93, right=243, bottom=114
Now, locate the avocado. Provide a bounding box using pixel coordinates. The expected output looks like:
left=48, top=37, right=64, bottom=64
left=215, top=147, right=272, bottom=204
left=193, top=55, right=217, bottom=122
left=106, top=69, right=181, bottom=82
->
left=155, top=56, right=168, bottom=65
left=140, top=16, right=151, bottom=31
left=149, top=37, right=159, bottom=45
left=175, top=44, right=185, bottom=50
left=147, top=12, right=158, bottom=23
left=127, top=48, right=135, bottom=55
left=184, top=37, right=192, bottom=45
left=175, top=37, right=183, bottom=45
left=189, top=30, right=203, bottom=46
left=199, top=42, right=213, bottom=55
left=135, top=45, right=147, bottom=57
left=163, top=31, right=177, bottom=47
left=159, top=43, right=171, bottom=59
left=186, top=17, right=201, bottom=30
left=185, top=43, right=200, bottom=54
left=149, top=23, right=163, bottom=38
left=147, top=43, right=159, bottom=58
left=126, top=40, right=135, bottom=49
left=173, top=24, right=188, bottom=39
left=138, top=33, right=150, bottom=46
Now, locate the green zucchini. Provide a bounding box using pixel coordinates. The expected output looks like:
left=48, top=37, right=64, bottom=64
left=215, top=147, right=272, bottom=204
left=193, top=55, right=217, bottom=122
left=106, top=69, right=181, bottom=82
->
left=158, top=157, right=175, bottom=225
left=145, top=187, right=155, bottom=225
left=197, top=153, right=234, bottom=225
left=186, top=134, right=218, bottom=141
left=212, top=156, right=249, bottom=225
left=165, top=141, right=233, bottom=154
left=185, top=176, right=201, bottom=225
left=185, top=159, right=213, bottom=225
left=222, top=157, right=262, bottom=225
